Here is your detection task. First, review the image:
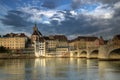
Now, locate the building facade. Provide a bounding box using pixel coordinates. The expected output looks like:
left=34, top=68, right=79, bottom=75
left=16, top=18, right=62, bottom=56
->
left=32, top=24, right=47, bottom=57
left=54, top=35, right=69, bottom=56
left=112, top=35, right=120, bottom=45
left=34, top=37, right=46, bottom=57
left=33, top=26, right=69, bottom=57
left=44, top=36, right=57, bottom=53
left=0, top=33, right=27, bottom=50
left=69, top=36, right=100, bottom=51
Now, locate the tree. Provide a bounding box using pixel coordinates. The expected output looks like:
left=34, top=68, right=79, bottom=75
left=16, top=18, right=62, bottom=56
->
left=0, top=46, right=8, bottom=53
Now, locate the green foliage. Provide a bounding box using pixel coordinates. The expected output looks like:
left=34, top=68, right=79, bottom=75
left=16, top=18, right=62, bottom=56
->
left=0, top=46, right=9, bottom=53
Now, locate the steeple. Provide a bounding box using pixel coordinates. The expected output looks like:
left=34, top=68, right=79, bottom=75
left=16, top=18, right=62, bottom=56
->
left=32, top=23, right=42, bottom=36
left=31, top=23, right=42, bottom=43
left=33, top=22, right=38, bottom=31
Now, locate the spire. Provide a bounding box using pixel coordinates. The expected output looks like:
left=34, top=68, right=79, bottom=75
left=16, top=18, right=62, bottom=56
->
left=33, top=22, right=38, bottom=31
left=32, top=23, right=42, bottom=36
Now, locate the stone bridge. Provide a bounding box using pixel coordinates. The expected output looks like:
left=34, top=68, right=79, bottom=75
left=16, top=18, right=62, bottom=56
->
left=99, top=44, right=120, bottom=59
left=78, top=47, right=99, bottom=58
left=70, top=43, right=120, bottom=59
left=70, top=47, right=99, bottom=58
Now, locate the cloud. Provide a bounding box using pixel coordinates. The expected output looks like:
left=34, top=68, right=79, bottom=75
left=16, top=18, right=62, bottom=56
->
left=41, top=0, right=57, bottom=9
left=20, top=7, right=55, bottom=23
left=71, top=0, right=120, bottom=9
left=0, top=10, right=29, bottom=27
left=71, top=0, right=81, bottom=9
left=98, top=0, right=120, bottom=4
left=0, top=0, right=120, bottom=40
left=0, top=10, right=33, bottom=34
left=82, top=3, right=114, bottom=19
left=1, top=6, right=120, bottom=39
left=0, top=1, right=11, bottom=16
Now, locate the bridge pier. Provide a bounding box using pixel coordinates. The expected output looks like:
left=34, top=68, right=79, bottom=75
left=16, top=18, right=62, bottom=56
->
left=98, top=45, right=109, bottom=60
left=87, top=50, right=91, bottom=58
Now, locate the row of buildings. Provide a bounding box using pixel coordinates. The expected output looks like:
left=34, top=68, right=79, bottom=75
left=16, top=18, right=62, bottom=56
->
left=32, top=24, right=105, bottom=57
left=31, top=24, right=69, bottom=57
left=0, top=33, right=27, bottom=50
left=0, top=24, right=120, bottom=57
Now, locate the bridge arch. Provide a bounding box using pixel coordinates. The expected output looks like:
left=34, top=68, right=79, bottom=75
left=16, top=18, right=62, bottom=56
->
left=108, top=48, right=120, bottom=59
left=89, top=50, right=99, bottom=58
left=73, top=52, right=78, bottom=56
left=79, top=51, right=87, bottom=58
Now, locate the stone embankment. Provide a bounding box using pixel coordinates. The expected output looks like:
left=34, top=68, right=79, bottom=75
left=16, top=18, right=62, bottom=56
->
left=0, top=53, right=36, bottom=59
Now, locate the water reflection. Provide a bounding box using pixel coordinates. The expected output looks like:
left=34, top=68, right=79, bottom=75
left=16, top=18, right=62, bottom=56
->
left=99, top=61, right=120, bottom=80
left=0, top=59, right=120, bottom=80
left=0, top=59, right=26, bottom=80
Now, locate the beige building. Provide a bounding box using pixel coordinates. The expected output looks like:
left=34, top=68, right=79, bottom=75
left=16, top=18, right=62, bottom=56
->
left=0, top=33, right=27, bottom=49
left=54, top=35, right=68, bottom=47
left=54, top=35, right=69, bottom=55
left=44, top=36, right=57, bottom=52
left=56, top=47, right=69, bottom=55
left=69, top=36, right=100, bottom=51
left=111, top=35, right=120, bottom=45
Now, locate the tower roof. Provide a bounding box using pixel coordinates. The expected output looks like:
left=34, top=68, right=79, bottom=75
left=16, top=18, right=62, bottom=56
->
left=32, top=23, right=42, bottom=36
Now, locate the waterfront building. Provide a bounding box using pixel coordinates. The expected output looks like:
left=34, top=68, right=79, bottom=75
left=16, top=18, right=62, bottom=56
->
left=86, top=37, right=100, bottom=48
left=31, top=23, right=42, bottom=44
left=0, top=33, right=27, bottom=50
left=54, top=35, right=68, bottom=48
left=69, top=36, right=100, bottom=51
left=68, top=40, right=75, bottom=51
left=31, top=24, right=46, bottom=57
left=54, top=35, right=69, bottom=56
left=43, top=36, right=57, bottom=53
left=112, top=35, right=120, bottom=45
left=34, top=37, right=46, bottom=57
left=56, top=47, right=69, bottom=56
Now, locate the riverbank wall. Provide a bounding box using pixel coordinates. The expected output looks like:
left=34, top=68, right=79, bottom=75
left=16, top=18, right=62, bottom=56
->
left=0, top=53, right=36, bottom=59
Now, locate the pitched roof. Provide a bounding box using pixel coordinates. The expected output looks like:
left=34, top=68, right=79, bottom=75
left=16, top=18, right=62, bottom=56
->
left=70, top=36, right=98, bottom=42
left=43, top=36, right=55, bottom=40
left=32, top=24, right=42, bottom=36
left=53, top=35, right=68, bottom=41
left=32, top=30, right=42, bottom=36
left=3, top=33, right=27, bottom=37
left=113, top=35, right=120, bottom=40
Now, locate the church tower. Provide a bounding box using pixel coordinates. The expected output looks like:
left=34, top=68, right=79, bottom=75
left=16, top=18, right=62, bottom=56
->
left=31, top=23, right=42, bottom=43
left=33, top=23, right=38, bottom=31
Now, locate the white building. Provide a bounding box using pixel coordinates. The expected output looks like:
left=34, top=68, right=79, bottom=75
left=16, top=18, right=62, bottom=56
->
left=34, top=38, right=46, bottom=57
left=31, top=24, right=46, bottom=57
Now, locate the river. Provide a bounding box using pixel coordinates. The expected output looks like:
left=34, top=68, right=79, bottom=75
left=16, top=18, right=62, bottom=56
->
left=0, top=58, right=120, bottom=80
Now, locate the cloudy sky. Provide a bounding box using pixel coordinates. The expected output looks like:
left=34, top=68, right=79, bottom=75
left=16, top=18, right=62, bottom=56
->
left=0, top=0, right=120, bottom=39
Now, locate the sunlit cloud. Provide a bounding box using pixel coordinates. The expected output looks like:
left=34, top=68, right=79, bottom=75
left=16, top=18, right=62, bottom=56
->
left=0, top=0, right=120, bottom=39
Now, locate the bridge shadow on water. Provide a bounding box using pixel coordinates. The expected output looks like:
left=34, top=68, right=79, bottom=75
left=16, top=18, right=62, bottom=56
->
left=109, top=48, right=120, bottom=59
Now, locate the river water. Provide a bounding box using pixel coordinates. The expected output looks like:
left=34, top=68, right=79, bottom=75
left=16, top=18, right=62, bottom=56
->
left=0, top=58, right=120, bottom=80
